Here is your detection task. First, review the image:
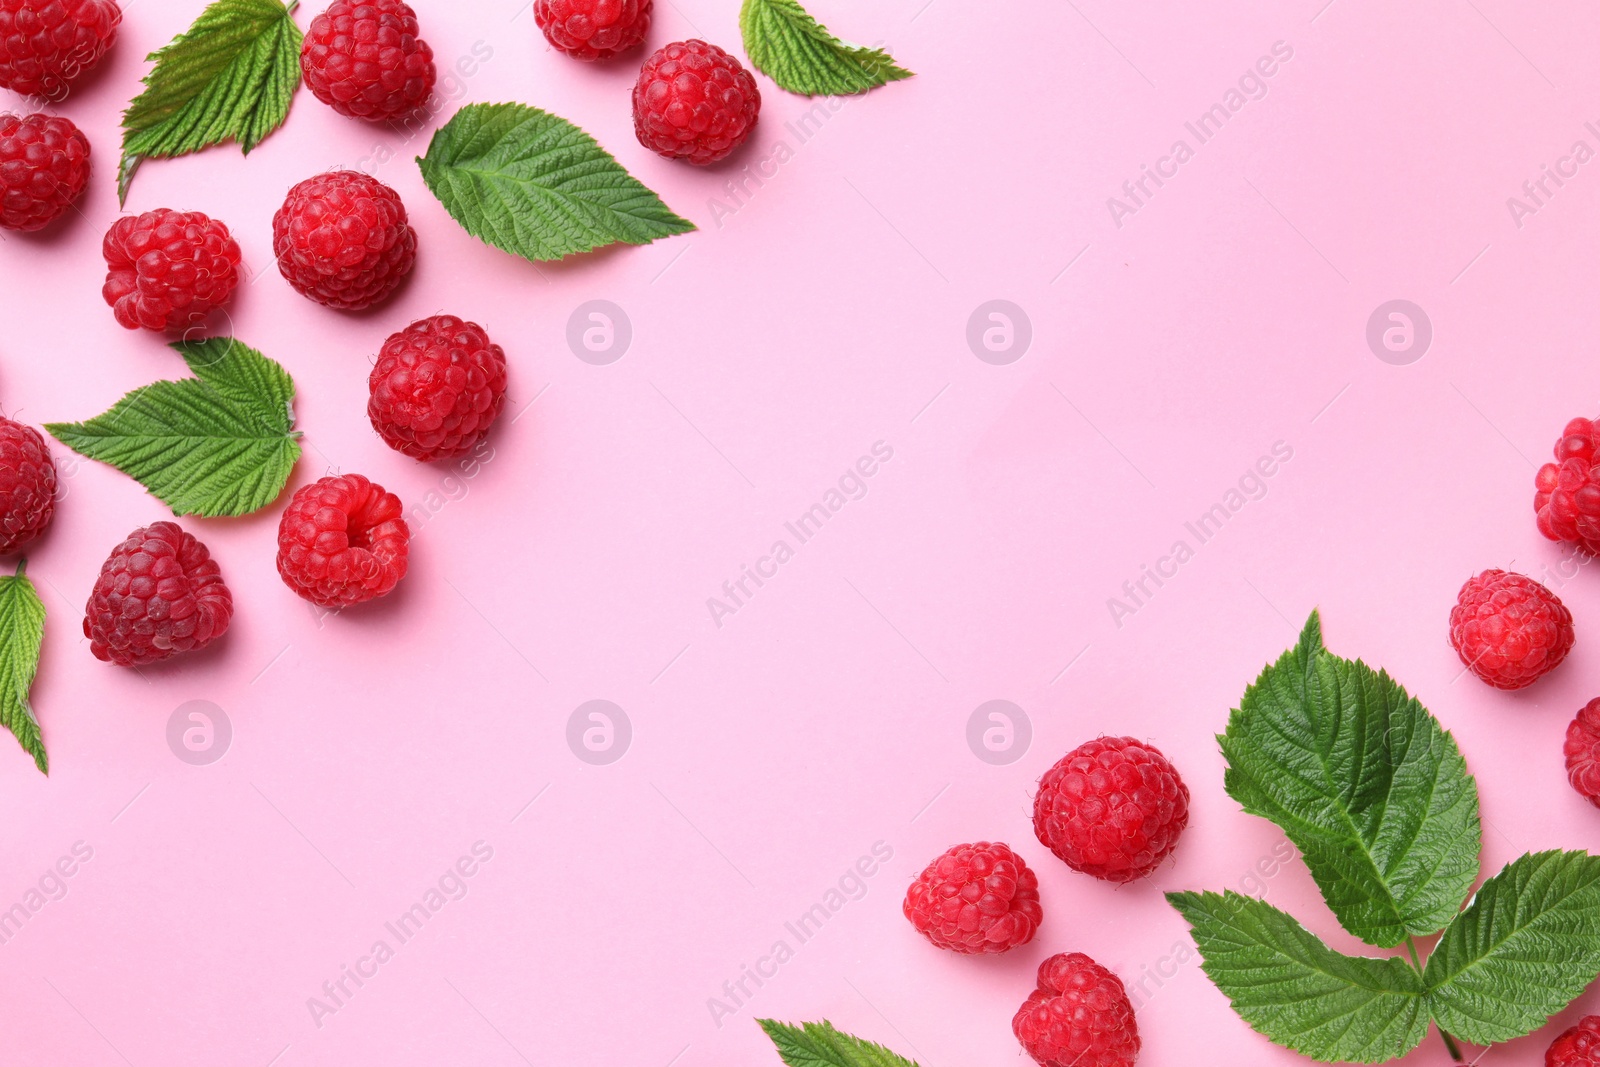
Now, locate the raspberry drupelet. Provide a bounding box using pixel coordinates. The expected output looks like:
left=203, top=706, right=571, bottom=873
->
left=300, top=0, right=436, bottom=122
left=1013, top=953, right=1140, bottom=1067
left=1033, top=736, right=1190, bottom=883
left=903, top=841, right=1042, bottom=954
left=0, top=416, right=55, bottom=554
left=535, top=0, right=651, bottom=60
left=273, top=170, right=416, bottom=310
left=1536, top=417, right=1600, bottom=555
left=101, top=208, right=241, bottom=332
left=84, top=522, right=232, bottom=666
left=1547, top=1017, right=1600, bottom=1067
left=368, top=315, right=507, bottom=462
left=1448, top=569, right=1573, bottom=691
left=0, top=0, right=121, bottom=100
left=632, top=39, right=759, bottom=165
left=0, top=112, right=90, bottom=231
left=277, top=474, right=409, bottom=608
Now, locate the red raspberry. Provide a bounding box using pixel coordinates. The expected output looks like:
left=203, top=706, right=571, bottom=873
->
left=0, top=0, right=120, bottom=100
left=1033, top=736, right=1189, bottom=883
left=84, top=522, right=232, bottom=666
left=1449, top=569, right=1574, bottom=690
left=1565, top=700, right=1600, bottom=808
left=1013, top=953, right=1140, bottom=1067
left=535, top=0, right=651, bottom=60
left=632, top=39, right=759, bottom=165
left=273, top=170, right=416, bottom=310
left=903, top=841, right=1041, bottom=954
left=277, top=474, right=409, bottom=608
left=101, top=209, right=242, bottom=333
left=1548, top=1017, right=1600, bottom=1066
left=1536, top=417, right=1600, bottom=554
left=0, top=416, right=55, bottom=554
left=300, top=0, right=436, bottom=122
left=368, top=315, right=507, bottom=462
left=0, top=112, right=90, bottom=231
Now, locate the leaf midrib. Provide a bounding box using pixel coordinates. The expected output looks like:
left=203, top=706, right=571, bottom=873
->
left=1426, top=856, right=1600, bottom=993
left=1257, top=650, right=1412, bottom=937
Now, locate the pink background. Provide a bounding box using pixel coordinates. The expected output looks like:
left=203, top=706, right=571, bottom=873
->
left=4, top=0, right=1600, bottom=1063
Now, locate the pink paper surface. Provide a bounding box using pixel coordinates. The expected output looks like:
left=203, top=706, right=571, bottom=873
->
left=4, top=0, right=1600, bottom=1063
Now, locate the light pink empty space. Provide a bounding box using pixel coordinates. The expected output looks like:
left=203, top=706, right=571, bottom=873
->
left=3, top=0, right=1599, bottom=1063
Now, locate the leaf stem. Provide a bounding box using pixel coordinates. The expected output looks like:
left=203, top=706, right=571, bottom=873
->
left=1402, top=938, right=1465, bottom=1061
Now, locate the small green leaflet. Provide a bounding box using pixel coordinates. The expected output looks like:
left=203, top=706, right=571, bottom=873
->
left=1220, top=612, right=1481, bottom=947
left=417, top=103, right=695, bottom=263
left=1424, top=850, right=1600, bottom=1045
left=740, top=0, right=913, bottom=96
left=119, top=0, right=304, bottom=204
left=1173, top=612, right=1600, bottom=1062
left=1167, top=891, right=1428, bottom=1064
left=47, top=337, right=301, bottom=518
left=0, top=563, right=46, bottom=776
left=758, top=1019, right=919, bottom=1067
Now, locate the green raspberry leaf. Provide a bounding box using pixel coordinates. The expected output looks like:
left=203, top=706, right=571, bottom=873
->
left=739, top=0, right=913, bottom=96
left=1219, top=611, right=1482, bottom=946
left=118, top=0, right=304, bottom=205
left=757, top=1019, right=919, bottom=1067
left=1168, top=890, right=1429, bottom=1063
left=1423, top=850, right=1600, bottom=1045
left=0, top=563, right=46, bottom=776
left=46, top=337, right=301, bottom=518
left=416, top=102, right=695, bottom=263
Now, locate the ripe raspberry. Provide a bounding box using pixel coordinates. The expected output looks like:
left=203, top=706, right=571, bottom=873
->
left=277, top=474, right=409, bottom=608
left=301, top=0, right=436, bottom=122
left=1548, top=1017, right=1600, bottom=1066
left=0, top=0, right=120, bottom=100
left=535, top=0, right=651, bottom=60
left=1449, top=569, right=1574, bottom=690
left=1565, top=700, right=1600, bottom=808
left=0, top=112, right=90, bottom=232
left=0, top=416, right=54, bottom=554
left=273, top=170, right=416, bottom=310
left=1536, top=417, right=1600, bottom=557
left=368, top=315, right=507, bottom=462
left=101, top=209, right=242, bottom=333
left=632, top=39, right=759, bottom=165
left=84, top=522, right=232, bottom=666
left=1013, top=953, right=1139, bottom=1067
left=903, top=841, right=1041, bottom=954
left=1033, top=736, right=1189, bottom=883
